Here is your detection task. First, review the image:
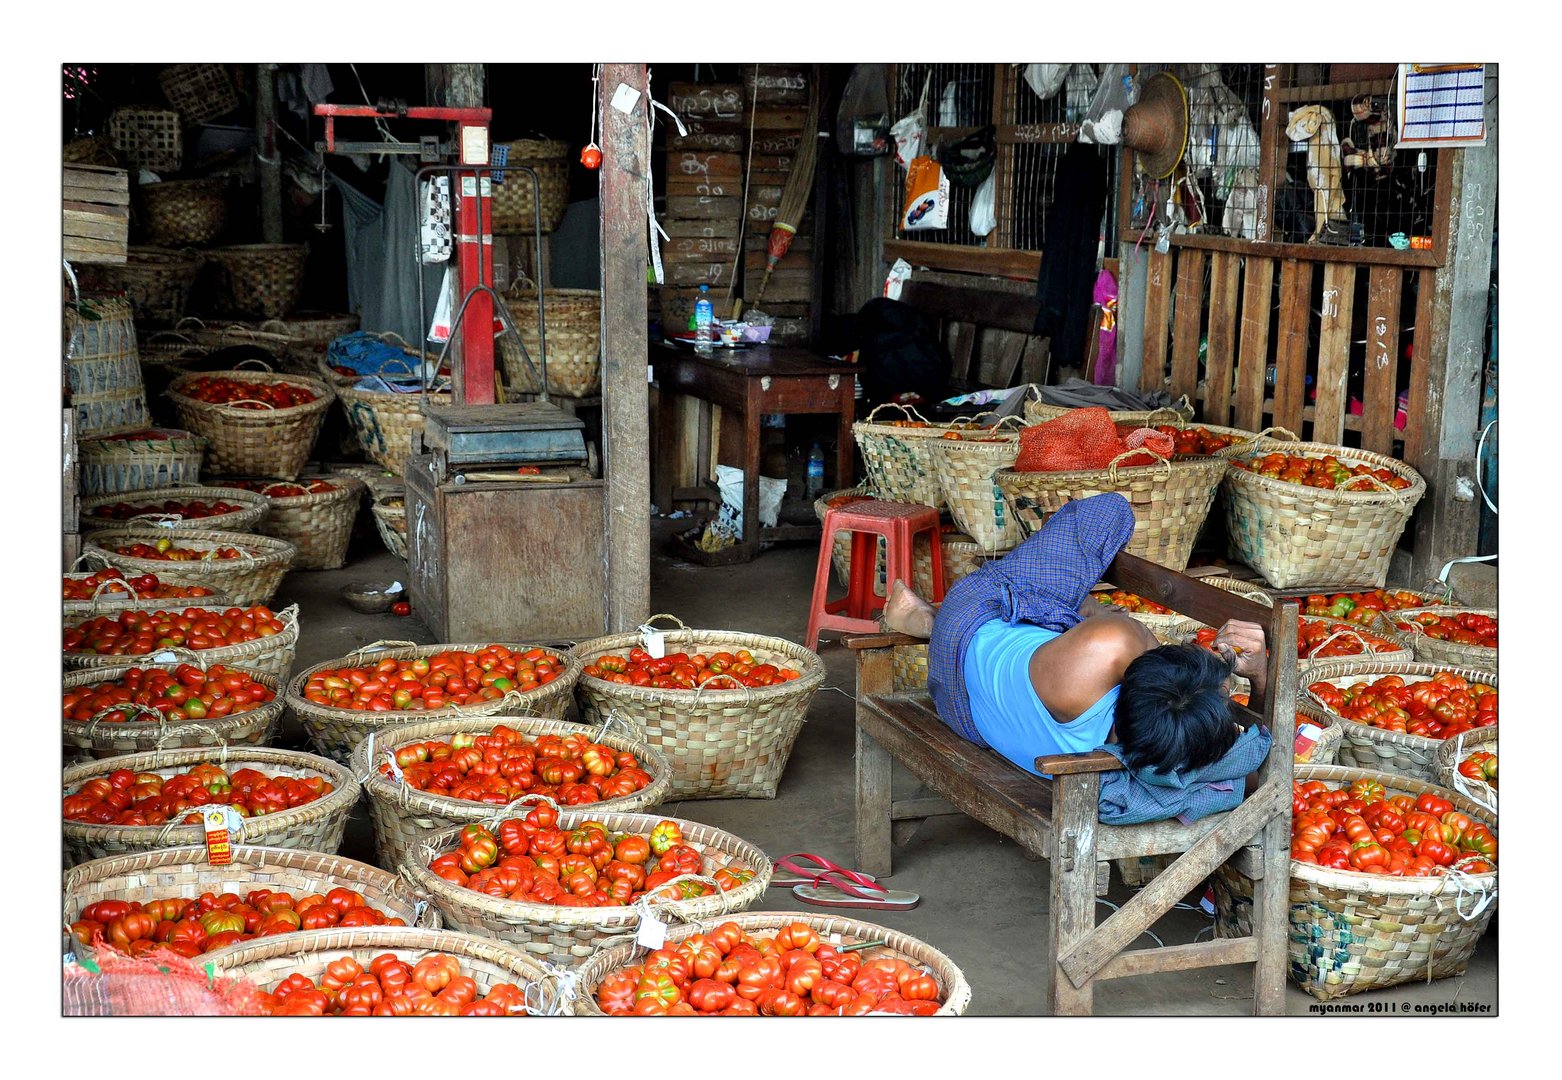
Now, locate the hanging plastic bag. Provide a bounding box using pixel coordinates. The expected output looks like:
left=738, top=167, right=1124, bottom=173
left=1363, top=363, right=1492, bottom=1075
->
left=1080, top=64, right=1134, bottom=145
left=428, top=266, right=454, bottom=344
left=1021, top=64, right=1070, bottom=101
left=890, top=72, right=933, bottom=168
left=1063, top=64, right=1100, bottom=122
left=937, top=124, right=996, bottom=187
left=970, top=172, right=997, bottom=238
left=835, top=63, right=892, bottom=156
left=901, top=156, right=949, bottom=231
left=884, top=258, right=913, bottom=300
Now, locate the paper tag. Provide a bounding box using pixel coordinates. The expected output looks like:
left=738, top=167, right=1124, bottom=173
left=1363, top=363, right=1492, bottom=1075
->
left=639, top=627, right=666, bottom=659
left=611, top=83, right=642, bottom=115
left=829, top=932, right=842, bottom=945
left=152, top=651, right=178, bottom=663
left=203, top=806, right=235, bottom=865
left=647, top=364, right=655, bottom=384
left=636, top=909, right=667, bottom=950
left=386, top=752, right=405, bottom=782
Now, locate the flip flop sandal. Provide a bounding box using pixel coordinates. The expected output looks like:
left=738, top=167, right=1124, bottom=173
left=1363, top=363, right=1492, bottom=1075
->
left=769, top=853, right=880, bottom=890
left=792, top=870, right=921, bottom=911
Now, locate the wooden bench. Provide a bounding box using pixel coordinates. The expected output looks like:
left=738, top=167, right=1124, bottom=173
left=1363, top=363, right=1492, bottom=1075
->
left=846, top=550, right=1299, bottom=1015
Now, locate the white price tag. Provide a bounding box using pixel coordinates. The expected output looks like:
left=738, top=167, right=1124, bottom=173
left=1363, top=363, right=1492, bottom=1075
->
left=611, top=83, right=642, bottom=116
left=386, top=752, right=404, bottom=782
left=389, top=580, right=404, bottom=593
left=642, top=630, right=666, bottom=659
left=152, top=651, right=178, bottom=663
left=829, top=932, right=842, bottom=945
left=636, top=910, right=667, bottom=950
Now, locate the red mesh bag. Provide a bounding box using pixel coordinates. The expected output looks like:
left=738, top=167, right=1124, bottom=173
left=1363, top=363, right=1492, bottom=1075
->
left=1015, top=407, right=1127, bottom=472
left=1116, top=425, right=1176, bottom=467
left=63, top=947, right=267, bottom=1016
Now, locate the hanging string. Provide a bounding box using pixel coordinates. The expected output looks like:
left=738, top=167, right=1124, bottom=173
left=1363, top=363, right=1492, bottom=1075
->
left=348, top=63, right=399, bottom=146
left=587, top=64, right=602, bottom=149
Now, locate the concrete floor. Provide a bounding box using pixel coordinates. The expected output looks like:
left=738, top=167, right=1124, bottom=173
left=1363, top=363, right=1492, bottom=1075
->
left=272, top=508, right=1497, bottom=1017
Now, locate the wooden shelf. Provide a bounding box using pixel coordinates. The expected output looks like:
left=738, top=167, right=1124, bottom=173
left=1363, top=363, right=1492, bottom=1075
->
left=1119, top=230, right=1442, bottom=270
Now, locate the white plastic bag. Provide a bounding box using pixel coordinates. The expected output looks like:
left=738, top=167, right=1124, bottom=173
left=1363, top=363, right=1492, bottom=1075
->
left=900, top=156, right=949, bottom=232
left=1021, top=64, right=1070, bottom=101
left=883, top=258, right=913, bottom=300
left=891, top=72, right=933, bottom=168
left=427, top=266, right=453, bottom=343
left=715, top=464, right=786, bottom=538
left=970, top=172, right=997, bottom=237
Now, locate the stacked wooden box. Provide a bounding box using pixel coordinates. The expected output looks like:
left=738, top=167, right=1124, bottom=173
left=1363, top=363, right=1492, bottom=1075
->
left=741, top=66, right=814, bottom=345
left=64, top=165, right=130, bottom=265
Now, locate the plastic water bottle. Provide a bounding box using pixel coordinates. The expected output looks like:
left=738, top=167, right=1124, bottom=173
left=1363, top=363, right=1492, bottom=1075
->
left=806, top=443, right=826, bottom=497
left=694, top=285, right=714, bottom=354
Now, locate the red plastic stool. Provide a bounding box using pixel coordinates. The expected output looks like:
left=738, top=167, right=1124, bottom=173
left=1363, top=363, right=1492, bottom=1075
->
left=806, top=499, right=946, bottom=649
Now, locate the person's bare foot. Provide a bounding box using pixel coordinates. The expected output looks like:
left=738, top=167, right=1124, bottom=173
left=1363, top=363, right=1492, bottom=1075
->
left=882, top=579, right=936, bottom=639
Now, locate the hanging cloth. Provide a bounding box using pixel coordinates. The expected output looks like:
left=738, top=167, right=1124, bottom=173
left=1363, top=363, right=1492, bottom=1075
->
left=419, top=177, right=452, bottom=264
left=1032, top=144, right=1111, bottom=367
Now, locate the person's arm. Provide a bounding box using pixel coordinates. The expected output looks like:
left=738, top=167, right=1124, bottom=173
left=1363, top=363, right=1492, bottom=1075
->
left=1214, top=620, right=1268, bottom=699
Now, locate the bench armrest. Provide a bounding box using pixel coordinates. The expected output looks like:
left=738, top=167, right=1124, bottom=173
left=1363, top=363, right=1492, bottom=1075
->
left=843, top=632, right=926, bottom=650
left=1035, top=749, right=1124, bottom=775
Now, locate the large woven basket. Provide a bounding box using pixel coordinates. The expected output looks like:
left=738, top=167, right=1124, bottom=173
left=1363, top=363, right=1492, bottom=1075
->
left=207, top=926, right=573, bottom=1013
left=66, top=295, right=151, bottom=438
left=1211, top=764, right=1496, bottom=1001
left=1299, top=659, right=1498, bottom=782
left=403, top=808, right=772, bottom=966
left=78, top=249, right=204, bottom=326
left=236, top=477, right=365, bottom=571
left=261, top=312, right=360, bottom=375
left=1378, top=607, right=1498, bottom=671
left=81, top=529, right=297, bottom=608
left=62, top=745, right=360, bottom=866
left=166, top=365, right=333, bottom=480
left=77, top=428, right=206, bottom=496
left=135, top=177, right=230, bottom=246
left=337, top=381, right=450, bottom=477
left=62, top=569, right=231, bottom=620
left=1023, top=395, right=1194, bottom=425
left=371, top=491, right=408, bottom=560
left=286, top=641, right=582, bottom=764
left=490, top=140, right=571, bottom=235
left=62, top=661, right=283, bottom=762
left=568, top=617, right=827, bottom=800
left=498, top=286, right=602, bottom=397
left=1433, top=727, right=1498, bottom=814
left=203, top=244, right=309, bottom=319
left=79, top=484, right=269, bottom=534
left=351, top=715, right=673, bottom=872
left=63, top=601, right=301, bottom=682
left=995, top=449, right=1227, bottom=572
left=572, top=910, right=973, bottom=1016
left=181, top=321, right=301, bottom=369
left=852, top=403, right=961, bottom=510
left=1222, top=442, right=1426, bottom=589
left=109, top=107, right=181, bottom=172
left=64, top=846, right=441, bottom=965
left=137, top=328, right=212, bottom=383
left=930, top=420, right=1028, bottom=552
left=157, top=64, right=239, bottom=125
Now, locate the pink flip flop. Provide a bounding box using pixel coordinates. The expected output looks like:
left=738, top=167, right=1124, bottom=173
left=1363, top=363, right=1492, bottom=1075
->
left=768, top=853, right=880, bottom=890
left=792, top=870, right=921, bottom=911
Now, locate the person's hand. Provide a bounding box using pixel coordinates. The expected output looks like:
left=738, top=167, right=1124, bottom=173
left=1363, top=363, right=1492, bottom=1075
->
left=1213, top=620, right=1268, bottom=679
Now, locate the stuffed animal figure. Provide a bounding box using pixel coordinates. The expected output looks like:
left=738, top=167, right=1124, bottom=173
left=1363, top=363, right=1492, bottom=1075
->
left=1342, top=94, right=1395, bottom=180
left=1285, top=104, right=1349, bottom=244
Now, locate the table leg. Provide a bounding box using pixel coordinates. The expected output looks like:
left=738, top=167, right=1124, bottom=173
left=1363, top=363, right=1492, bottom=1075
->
left=653, top=383, right=676, bottom=513
left=741, top=398, right=761, bottom=560
left=836, top=387, right=857, bottom=490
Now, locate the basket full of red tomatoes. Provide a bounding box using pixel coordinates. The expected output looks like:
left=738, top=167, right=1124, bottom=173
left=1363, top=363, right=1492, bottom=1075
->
left=165, top=364, right=334, bottom=480
left=209, top=475, right=365, bottom=571
left=63, top=567, right=227, bottom=619
left=1434, top=727, right=1497, bottom=810
left=79, top=485, right=270, bottom=534
left=81, top=528, right=297, bottom=607
left=62, top=661, right=283, bottom=761
left=1380, top=607, right=1498, bottom=670
left=63, top=600, right=300, bottom=680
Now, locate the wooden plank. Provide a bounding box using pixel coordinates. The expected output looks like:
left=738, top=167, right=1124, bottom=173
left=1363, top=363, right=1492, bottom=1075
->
left=665, top=262, right=731, bottom=287
left=1203, top=251, right=1241, bottom=426
left=1271, top=259, right=1312, bottom=436
left=63, top=249, right=127, bottom=265
left=1035, top=750, right=1122, bottom=776
left=1169, top=248, right=1207, bottom=403
left=665, top=195, right=743, bottom=220
left=749, top=108, right=807, bottom=130
left=63, top=236, right=128, bottom=256
left=62, top=197, right=130, bottom=218
left=1140, top=230, right=1441, bottom=270
left=1093, top=937, right=1259, bottom=983
left=890, top=796, right=959, bottom=821
left=668, top=131, right=743, bottom=153
left=992, top=64, right=1016, bottom=250
left=1019, top=336, right=1050, bottom=387
left=1310, top=263, right=1357, bottom=445
left=665, top=177, right=740, bottom=198
left=1049, top=770, right=1099, bottom=1015
left=882, top=239, right=1041, bottom=281
left=745, top=67, right=809, bottom=106
left=855, top=669, right=896, bottom=878
left=947, top=322, right=976, bottom=385
left=1255, top=64, right=1285, bottom=243
left=900, top=280, right=1040, bottom=335
left=661, top=218, right=742, bottom=240
left=64, top=216, right=130, bottom=242
left=1233, top=257, right=1275, bottom=432
left=665, top=151, right=743, bottom=181
left=751, top=133, right=802, bottom=154
left=750, top=154, right=797, bottom=172
left=1251, top=601, right=1298, bottom=1016
left=1105, top=551, right=1283, bottom=642
left=666, top=83, right=744, bottom=121
left=665, top=235, right=740, bottom=259
left=1361, top=266, right=1403, bottom=457
left=1139, top=247, right=1173, bottom=393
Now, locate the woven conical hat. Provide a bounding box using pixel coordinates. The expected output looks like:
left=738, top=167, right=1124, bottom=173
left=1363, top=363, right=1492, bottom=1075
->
left=1122, top=72, right=1189, bottom=180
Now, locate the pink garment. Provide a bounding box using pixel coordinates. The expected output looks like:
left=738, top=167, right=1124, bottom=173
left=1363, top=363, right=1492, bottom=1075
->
left=1092, top=270, right=1119, bottom=386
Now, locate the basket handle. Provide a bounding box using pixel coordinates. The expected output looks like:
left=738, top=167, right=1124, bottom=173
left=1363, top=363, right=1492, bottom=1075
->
left=81, top=703, right=169, bottom=743
left=218, top=399, right=278, bottom=411
left=232, top=357, right=274, bottom=373
left=988, top=414, right=1029, bottom=432
left=643, top=873, right=731, bottom=914
left=344, top=639, right=421, bottom=665
left=155, top=723, right=226, bottom=757
left=1305, top=627, right=1378, bottom=661
left=641, top=613, right=690, bottom=634
left=1339, top=472, right=1409, bottom=500
left=375, top=355, right=421, bottom=377
left=863, top=402, right=930, bottom=426
left=481, top=792, right=562, bottom=829
left=126, top=513, right=186, bottom=529
left=373, top=331, right=415, bottom=350
left=1139, top=407, right=1187, bottom=428
left=690, top=673, right=755, bottom=713
left=447, top=688, right=533, bottom=721
left=70, top=551, right=111, bottom=573
left=88, top=577, right=140, bottom=604
left=1105, top=447, right=1173, bottom=483
left=256, top=320, right=292, bottom=335
left=174, top=316, right=208, bottom=332
left=142, top=644, right=210, bottom=669
left=593, top=709, right=645, bottom=744
left=1445, top=731, right=1498, bottom=817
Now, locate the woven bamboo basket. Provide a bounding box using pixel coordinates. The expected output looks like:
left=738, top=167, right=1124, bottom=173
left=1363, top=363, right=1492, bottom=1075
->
left=995, top=448, right=1227, bottom=572
left=137, top=328, right=211, bottom=374
left=239, top=477, right=364, bottom=571
left=64, top=132, right=119, bottom=166
left=1299, top=660, right=1498, bottom=782
left=337, top=380, right=450, bottom=477
left=1222, top=442, right=1426, bottom=589
left=1211, top=764, right=1497, bottom=1000
left=892, top=643, right=929, bottom=693
left=287, top=641, right=582, bottom=764
left=166, top=365, right=333, bottom=480
left=181, top=322, right=301, bottom=371
left=403, top=807, right=772, bottom=965
left=78, top=428, right=206, bottom=496
left=573, top=910, right=973, bottom=1015
left=109, top=107, right=181, bottom=172
left=66, top=295, right=152, bottom=438
left=568, top=617, right=827, bottom=800
left=207, top=926, right=573, bottom=1012
left=929, top=419, right=1028, bottom=552
left=1433, top=727, right=1498, bottom=814
left=64, top=846, right=441, bottom=965
left=371, top=491, right=409, bottom=560
left=1207, top=425, right=1303, bottom=460
left=62, top=569, right=230, bottom=620
left=351, top=715, right=673, bottom=872
left=62, top=661, right=284, bottom=762
left=260, top=312, right=360, bottom=375
left=79, top=484, right=269, bottom=534
left=1023, top=394, right=1194, bottom=425
left=1377, top=607, right=1498, bottom=671
left=81, top=529, right=297, bottom=608
left=62, top=745, right=360, bottom=866
left=78, top=249, right=204, bottom=326
left=204, top=244, right=309, bottom=319
left=490, top=140, right=571, bottom=235
left=498, top=286, right=602, bottom=397
left=63, top=601, right=301, bottom=681
left=1090, top=589, right=1203, bottom=643
left=156, top=64, right=239, bottom=125
left=315, top=335, right=423, bottom=389
left=135, top=177, right=230, bottom=246
left=852, top=403, right=963, bottom=510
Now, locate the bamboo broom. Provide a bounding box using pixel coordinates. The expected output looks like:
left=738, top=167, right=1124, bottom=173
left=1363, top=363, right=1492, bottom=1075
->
left=750, top=66, right=822, bottom=308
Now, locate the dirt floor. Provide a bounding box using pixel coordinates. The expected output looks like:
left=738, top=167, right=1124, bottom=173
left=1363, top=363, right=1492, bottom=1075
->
left=272, top=509, right=1497, bottom=1017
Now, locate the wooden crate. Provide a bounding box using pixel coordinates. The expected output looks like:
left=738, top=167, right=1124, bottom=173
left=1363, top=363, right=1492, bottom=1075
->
left=63, top=165, right=129, bottom=264
left=667, top=83, right=745, bottom=123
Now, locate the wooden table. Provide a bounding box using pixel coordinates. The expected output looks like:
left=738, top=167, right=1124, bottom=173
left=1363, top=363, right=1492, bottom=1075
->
left=651, top=340, right=857, bottom=564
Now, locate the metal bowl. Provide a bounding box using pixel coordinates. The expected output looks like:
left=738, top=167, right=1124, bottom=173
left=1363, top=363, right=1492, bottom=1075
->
left=340, top=582, right=403, bottom=614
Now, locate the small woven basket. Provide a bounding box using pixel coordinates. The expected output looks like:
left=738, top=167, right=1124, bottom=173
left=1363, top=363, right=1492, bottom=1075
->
left=350, top=715, right=673, bottom=872
left=498, top=286, right=602, bottom=396
left=371, top=491, right=409, bottom=561
left=490, top=140, right=571, bottom=235
left=1433, top=728, right=1498, bottom=814
left=336, top=380, right=450, bottom=477
left=109, top=107, right=181, bottom=172
left=203, top=244, right=309, bottom=319
left=1377, top=607, right=1498, bottom=671
left=1211, top=764, right=1496, bottom=1001
left=62, top=745, right=360, bottom=867
left=995, top=449, right=1227, bottom=572
left=81, top=529, right=297, bottom=608
left=78, top=249, right=204, bottom=326
left=64, top=846, right=441, bottom=965
left=78, top=428, right=206, bottom=496
left=568, top=617, right=827, bottom=800
left=1299, top=659, right=1498, bottom=781
left=1222, top=442, right=1426, bottom=589
left=65, top=295, right=152, bottom=438
left=135, top=177, right=230, bottom=246
left=63, top=601, right=301, bottom=681
left=403, top=808, right=772, bottom=966
left=573, top=910, right=973, bottom=1015
left=929, top=419, right=1028, bottom=552
left=238, top=477, right=364, bottom=571
left=166, top=365, right=334, bottom=480
left=62, top=661, right=284, bottom=762
left=286, top=641, right=582, bottom=764
left=79, top=484, right=269, bottom=534
left=156, top=64, right=239, bottom=125
left=852, top=403, right=963, bottom=510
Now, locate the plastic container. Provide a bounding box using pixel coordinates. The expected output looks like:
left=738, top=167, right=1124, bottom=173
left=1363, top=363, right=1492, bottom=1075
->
left=694, top=285, right=714, bottom=354
left=806, top=443, right=826, bottom=497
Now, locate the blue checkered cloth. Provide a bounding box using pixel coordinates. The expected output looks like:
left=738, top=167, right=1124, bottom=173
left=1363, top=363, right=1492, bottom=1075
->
left=927, top=492, right=1136, bottom=747
left=1096, top=723, right=1273, bottom=825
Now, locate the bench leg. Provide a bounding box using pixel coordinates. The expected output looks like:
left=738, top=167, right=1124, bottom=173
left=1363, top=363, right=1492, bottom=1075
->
left=855, top=723, right=893, bottom=879
left=1250, top=811, right=1291, bottom=1015
left=1048, top=771, right=1100, bottom=1016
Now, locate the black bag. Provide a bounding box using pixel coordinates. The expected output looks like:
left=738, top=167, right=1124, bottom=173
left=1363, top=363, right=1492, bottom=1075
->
left=853, top=298, right=949, bottom=409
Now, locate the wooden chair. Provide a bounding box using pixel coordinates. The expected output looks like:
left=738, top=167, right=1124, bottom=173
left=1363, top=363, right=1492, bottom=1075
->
left=845, top=551, right=1298, bottom=1015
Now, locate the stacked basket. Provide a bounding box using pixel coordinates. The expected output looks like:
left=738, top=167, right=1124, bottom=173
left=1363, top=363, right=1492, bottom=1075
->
left=929, top=417, right=1028, bottom=553
left=1378, top=607, right=1498, bottom=671
left=63, top=600, right=301, bottom=681
left=62, top=661, right=284, bottom=762
left=165, top=364, right=333, bottom=481
left=498, top=286, right=602, bottom=397
left=490, top=140, right=571, bottom=235
left=134, top=178, right=230, bottom=247
left=77, top=484, right=268, bottom=535
left=370, top=489, right=409, bottom=560
left=207, top=476, right=364, bottom=571
left=203, top=244, right=309, bottom=320
left=852, top=403, right=966, bottom=511
left=80, top=529, right=297, bottom=608
left=336, top=380, right=449, bottom=477
left=78, top=249, right=205, bottom=326
left=77, top=428, right=206, bottom=496
left=65, top=296, right=152, bottom=439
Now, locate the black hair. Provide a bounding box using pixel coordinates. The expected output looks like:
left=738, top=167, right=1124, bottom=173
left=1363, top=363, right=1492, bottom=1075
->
left=1114, top=644, right=1240, bottom=774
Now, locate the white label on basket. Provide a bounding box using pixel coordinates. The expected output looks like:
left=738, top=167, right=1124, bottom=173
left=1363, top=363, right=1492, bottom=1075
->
left=386, top=752, right=404, bottom=782
left=636, top=911, right=667, bottom=950
left=829, top=932, right=842, bottom=945
left=611, top=83, right=642, bottom=116
left=152, top=651, right=178, bottom=663
left=639, top=627, right=666, bottom=659
left=389, top=581, right=404, bottom=594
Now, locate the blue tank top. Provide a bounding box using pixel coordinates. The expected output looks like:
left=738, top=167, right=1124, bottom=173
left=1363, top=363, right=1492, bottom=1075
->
left=962, top=618, right=1119, bottom=777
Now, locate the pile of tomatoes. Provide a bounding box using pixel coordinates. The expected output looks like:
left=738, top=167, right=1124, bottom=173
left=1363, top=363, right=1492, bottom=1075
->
left=1145, top=425, right=1238, bottom=456
left=1392, top=610, right=1497, bottom=649
left=1458, top=751, right=1498, bottom=789
left=63, top=664, right=274, bottom=724
left=595, top=920, right=944, bottom=1017
left=431, top=803, right=752, bottom=909
left=87, top=497, right=250, bottom=522
left=179, top=375, right=318, bottom=410
left=108, top=539, right=248, bottom=561
left=1302, top=589, right=1443, bottom=623
left=937, top=431, right=1011, bottom=443
left=379, top=724, right=653, bottom=807
left=63, top=762, right=333, bottom=826
left=251, top=953, right=527, bottom=1016
left=302, top=645, right=562, bottom=712
left=1096, top=590, right=1173, bottom=615
left=219, top=477, right=340, bottom=498
left=1232, top=451, right=1414, bottom=492
left=62, top=568, right=215, bottom=602
left=71, top=888, right=403, bottom=960
left=584, top=647, right=800, bottom=690
left=64, top=605, right=287, bottom=657
left=1190, top=615, right=1397, bottom=661
left=1308, top=672, right=1497, bottom=740
left=1290, top=779, right=1497, bottom=876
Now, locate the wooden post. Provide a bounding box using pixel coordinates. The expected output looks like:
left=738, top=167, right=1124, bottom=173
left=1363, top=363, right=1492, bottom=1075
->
left=255, top=64, right=283, bottom=244
left=1255, top=64, right=1287, bottom=244
left=1048, top=771, right=1099, bottom=1015
left=599, top=63, right=651, bottom=633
